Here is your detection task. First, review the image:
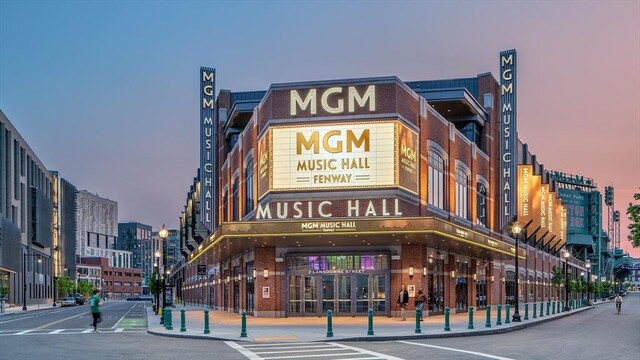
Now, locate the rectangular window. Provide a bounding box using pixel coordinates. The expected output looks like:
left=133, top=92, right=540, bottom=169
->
left=428, top=150, right=445, bottom=210
left=455, top=168, right=469, bottom=219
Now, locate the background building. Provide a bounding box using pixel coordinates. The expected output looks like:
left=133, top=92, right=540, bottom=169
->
left=0, top=109, right=54, bottom=307
left=117, top=222, right=153, bottom=293
left=51, top=171, right=78, bottom=303
left=80, top=257, right=142, bottom=300
left=75, top=190, right=118, bottom=258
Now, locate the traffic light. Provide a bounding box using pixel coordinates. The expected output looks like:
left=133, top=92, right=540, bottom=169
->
left=604, top=186, right=614, bottom=206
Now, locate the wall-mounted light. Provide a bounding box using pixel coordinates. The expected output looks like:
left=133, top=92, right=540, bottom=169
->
left=238, top=273, right=242, bottom=281
left=428, top=257, right=433, bottom=264
left=253, top=269, right=257, bottom=279
left=451, top=270, right=455, bottom=279
left=423, top=267, right=427, bottom=276
left=263, top=269, right=269, bottom=279
left=408, top=266, right=414, bottom=277
left=473, top=273, right=477, bottom=281
left=491, top=275, right=495, bottom=282
left=501, top=276, right=506, bottom=283
left=226, top=276, right=230, bottom=283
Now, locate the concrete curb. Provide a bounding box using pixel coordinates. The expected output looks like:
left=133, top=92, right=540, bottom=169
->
left=0, top=306, right=58, bottom=317
left=145, top=306, right=594, bottom=342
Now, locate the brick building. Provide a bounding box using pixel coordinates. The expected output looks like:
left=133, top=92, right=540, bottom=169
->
left=176, top=61, right=591, bottom=317
left=81, top=257, right=142, bottom=300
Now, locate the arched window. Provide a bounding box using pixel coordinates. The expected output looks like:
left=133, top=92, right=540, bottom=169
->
left=455, top=166, right=469, bottom=219
left=222, top=187, right=228, bottom=222
left=232, top=177, right=239, bottom=221
left=476, top=182, right=487, bottom=227
left=428, top=149, right=445, bottom=209
left=244, top=158, right=254, bottom=215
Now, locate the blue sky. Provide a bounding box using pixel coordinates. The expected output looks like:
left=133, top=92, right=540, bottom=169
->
left=1, top=0, right=638, bottom=254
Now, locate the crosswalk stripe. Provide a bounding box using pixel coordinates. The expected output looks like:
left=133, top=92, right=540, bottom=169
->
left=14, top=330, right=33, bottom=335
left=254, top=348, right=353, bottom=355
left=248, top=345, right=332, bottom=351
left=227, top=341, right=403, bottom=360
left=114, top=328, right=125, bottom=332
left=48, top=329, right=65, bottom=334
left=261, top=353, right=360, bottom=359
left=81, top=329, right=93, bottom=333
left=397, top=341, right=514, bottom=360
left=225, top=341, right=262, bottom=360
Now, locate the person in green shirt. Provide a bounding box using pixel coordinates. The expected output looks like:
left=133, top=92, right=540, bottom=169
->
left=89, top=290, right=102, bottom=333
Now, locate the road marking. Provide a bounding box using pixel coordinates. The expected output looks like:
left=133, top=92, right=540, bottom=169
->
left=398, top=341, right=515, bottom=360
left=0, top=315, right=38, bottom=324
left=228, top=342, right=404, bottom=360
left=35, top=303, right=117, bottom=330
left=48, top=329, right=65, bottom=334
left=112, top=303, right=138, bottom=329
left=114, top=328, right=124, bottom=332
left=14, top=330, right=33, bottom=335
left=81, top=329, right=93, bottom=333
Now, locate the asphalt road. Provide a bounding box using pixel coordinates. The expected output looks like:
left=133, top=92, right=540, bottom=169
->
left=0, top=294, right=638, bottom=360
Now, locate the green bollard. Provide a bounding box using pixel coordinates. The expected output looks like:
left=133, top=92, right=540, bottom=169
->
left=524, top=303, right=529, bottom=320
left=505, top=304, right=510, bottom=324
left=444, top=307, right=450, bottom=331
left=485, top=305, right=491, bottom=328
left=557, top=300, right=561, bottom=313
left=533, top=303, right=537, bottom=319
left=496, top=304, right=502, bottom=326
left=415, top=308, right=422, bottom=334
left=552, top=301, right=556, bottom=314
left=326, top=310, right=334, bottom=337
left=204, top=309, right=210, bottom=334
left=468, top=306, right=474, bottom=329
left=240, top=311, right=247, bottom=338
left=367, top=309, right=374, bottom=336
left=166, top=308, right=173, bottom=330
left=547, top=301, right=550, bottom=316
left=180, top=309, right=186, bottom=332
left=540, top=302, right=544, bottom=317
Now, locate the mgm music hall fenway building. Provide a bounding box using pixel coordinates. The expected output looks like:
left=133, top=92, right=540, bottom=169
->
left=180, top=61, right=586, bottom=318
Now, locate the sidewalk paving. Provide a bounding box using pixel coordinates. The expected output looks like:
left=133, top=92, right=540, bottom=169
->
left=0, top=303, right=58, bottom=316
left=147, top=300, right=606, bottom=343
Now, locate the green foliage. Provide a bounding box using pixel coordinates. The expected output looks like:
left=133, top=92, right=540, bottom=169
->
left=0, top=273, right=8, bottom=299
left=57, top=276, right=74, bottom=296
left=627, top=192, right=640, bottom=247
left=148, top=268, right=161, bottom=296
left=76, top=280, right=95, bottom=296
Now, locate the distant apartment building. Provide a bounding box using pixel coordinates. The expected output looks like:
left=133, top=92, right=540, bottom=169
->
left=117, top=222, right=153, bottom=292
left=81, top=257, right=142, bottom=300
left=0, top=109, right=54, bottom=307
left=76, top=263, right=102, bottom=291
left=152, top=229, right=183, bottom=270
left=75, top=190, right=118, bottom=261
left=51, top=172, right=78, bottom=291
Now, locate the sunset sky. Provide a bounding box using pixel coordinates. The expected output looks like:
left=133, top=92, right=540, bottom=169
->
left=1, top=1, right=638, bottom=256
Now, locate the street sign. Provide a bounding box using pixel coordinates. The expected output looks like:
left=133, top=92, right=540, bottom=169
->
left=197, top=265, right=206, bottom=276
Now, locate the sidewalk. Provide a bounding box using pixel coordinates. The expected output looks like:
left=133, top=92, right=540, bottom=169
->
left=147, top=301, right=595, bottom=343
left=0, top=302, right=58, bottom=316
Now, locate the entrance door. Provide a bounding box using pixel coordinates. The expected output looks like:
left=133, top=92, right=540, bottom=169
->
left=336, top=275, right=351, bottom=314
left=371, top=275, right=386, bottom=313
left=303, top=276, right=317, bottom=314
left=322, top=275, right=335, bottom=313
left=355, top=275, right=369, bottom=313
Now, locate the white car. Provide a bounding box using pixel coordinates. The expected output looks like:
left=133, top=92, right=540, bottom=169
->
left=61, top=297, right=76, bottom=307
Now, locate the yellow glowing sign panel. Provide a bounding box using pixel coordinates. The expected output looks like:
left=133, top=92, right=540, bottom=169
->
left=269, top=121, right=411, bottom=191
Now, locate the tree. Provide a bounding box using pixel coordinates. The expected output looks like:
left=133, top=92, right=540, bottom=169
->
left=0, top=273, right=8, bottom=300
left=57, top=276, right=74, bottom=297
left=76, top=280, right=95, bottom=297
left=627, top=191, right=640, bottom=247
left=551, top=266, right=564, bottom=298
left=148, top=268, right=161, bottom=296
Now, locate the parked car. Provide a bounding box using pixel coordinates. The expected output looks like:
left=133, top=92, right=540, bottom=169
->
left=70, top=293, right=85, bottom=305
left=61, top=297, right=76, bottom=307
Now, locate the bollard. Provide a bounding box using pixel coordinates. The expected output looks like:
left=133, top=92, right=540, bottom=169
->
left=158, top=306, right=163, bottom=317
left=367, top=309, right=375, bottom=336
left=540, top=302, right=544, bottom=317
left=496, top=304, right=502, bottom=326
left=415, top=308, right=422, bottom=334
left=444, top=307, right=450, bottom=331
left=468, top=306, right=474, bottom=329
left=180, top=309, right=186, bottom=332
left=533, top=303, right=537, bottom=319
left=505, top=304, right=510, bottom=324
left=326, top=310, right=334, bottom=337
left=552, top=301, right=556, bottom=314
left=204, top=309, right=210, bottom=334
left=557, top=300, right=561, bottom=313
left=547, top=301, right=550, bottom=316
left=485, top=305, right=491, bottom=328
left=166, top=308, right=173, bottom=330
left=524, top=303, right=529, bottom=320
left=240, top=311, right=247, bottom=338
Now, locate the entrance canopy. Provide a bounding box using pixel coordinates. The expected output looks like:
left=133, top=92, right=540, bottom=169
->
left=188, top=217, right=525, bottom=264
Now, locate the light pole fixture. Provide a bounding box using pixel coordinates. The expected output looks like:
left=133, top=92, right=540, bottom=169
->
left=563, top=247, right=570, bottom=311
left=158, top=225, right=168, bottom=324
left=153, top=259, right=160, bottom=315
left=22, top=253, right=42, bottom=311
left=511, top=222, right=522, bottom=322
left=585, top=259, right=591, bottom=305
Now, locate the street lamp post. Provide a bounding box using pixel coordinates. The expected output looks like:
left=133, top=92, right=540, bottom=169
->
left=22, top=253, right=42, bottom=311
left=585, top=260, right=591, bottom=305
left=512, top=223, right=522, bottom=322
left=563, top=247, right=570, bottom=311
left=580, top=270, right=585, bottom=302
left=159, top=225, right=168, bottom=323
left=154, top=253, right=160, bottom=315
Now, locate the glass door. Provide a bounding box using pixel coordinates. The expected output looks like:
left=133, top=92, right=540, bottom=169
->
left=303, top=276, right=317, bottom=314
left=355, top=275, right=369, bottom=313
left=288, top=275, right=302, bottom=314
left=336, top=275, right=351, bottom=314
left=321, top=275, right=335, bottom=313
left=371, top=275, right=386, bottom=313
left=428, top=258, right=445, bottom=314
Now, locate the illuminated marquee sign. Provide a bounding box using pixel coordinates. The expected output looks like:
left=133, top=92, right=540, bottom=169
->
left=517, top=165, right=533, bottom=224
left=500, top=49, right=517, bottom=228
left=255, top=198, right=403, bottom=220
left=265, top=121, right=418, bottom=193
left=290, top=85, right=375, bottom=116
left=200, top=67, right=216, bottom=230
